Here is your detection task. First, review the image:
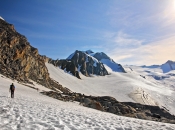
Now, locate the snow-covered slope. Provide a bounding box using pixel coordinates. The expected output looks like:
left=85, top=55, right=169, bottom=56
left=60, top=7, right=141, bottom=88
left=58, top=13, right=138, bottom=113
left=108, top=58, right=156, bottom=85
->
left=132, top=63, right=175, bottom=89
left=0, top=74, right=175, bottom=129
left=0, top=16, right=4, bottom=21
left=92, top=52, right=126, bottom=72
left=124, top=65, right=175, bottom=113
left=101, top=58, right=125, bottom=72
left=161, top=60, right=175, bottom=73
left=46, top=63, right=175, bottom=115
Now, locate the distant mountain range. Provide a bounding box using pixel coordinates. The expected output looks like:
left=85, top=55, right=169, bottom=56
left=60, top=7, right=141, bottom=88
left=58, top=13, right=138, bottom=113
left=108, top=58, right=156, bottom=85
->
left=141, top=60, right=175, bottom=73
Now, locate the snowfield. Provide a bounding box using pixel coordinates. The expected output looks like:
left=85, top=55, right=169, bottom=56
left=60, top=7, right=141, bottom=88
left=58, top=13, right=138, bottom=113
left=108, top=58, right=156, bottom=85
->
left=100, top=59, right=124, bottom=72
left=46, top=63, right=175, bottom=115
left=0, top=75, right=175, bottom=129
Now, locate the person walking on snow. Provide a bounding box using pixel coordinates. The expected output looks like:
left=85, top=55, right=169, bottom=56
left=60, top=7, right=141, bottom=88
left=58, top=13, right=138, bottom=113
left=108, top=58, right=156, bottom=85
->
left=9, top=83, right=15, bottom=98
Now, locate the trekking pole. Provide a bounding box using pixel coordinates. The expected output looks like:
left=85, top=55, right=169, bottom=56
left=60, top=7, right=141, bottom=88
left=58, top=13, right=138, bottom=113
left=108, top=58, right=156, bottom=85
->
left=7, top=91, right=10, bottom=98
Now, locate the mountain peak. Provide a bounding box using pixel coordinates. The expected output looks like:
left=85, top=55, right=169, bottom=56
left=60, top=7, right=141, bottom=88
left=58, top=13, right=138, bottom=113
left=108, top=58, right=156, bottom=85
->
left=85, top=50, right=94, bottom=54
left=161, top=60, right=175, bottom=73
left=66, top=50, right=108, bottom=77
left=165, top=60, right=174, bottom=64
left=67, top=50, right=126, bottom=73
left=93, top=52, right=110, bottom=60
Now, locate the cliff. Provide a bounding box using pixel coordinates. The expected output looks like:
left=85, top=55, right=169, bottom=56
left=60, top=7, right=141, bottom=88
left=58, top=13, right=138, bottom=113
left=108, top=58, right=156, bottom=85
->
left=0, top=19, right=69, bottom=93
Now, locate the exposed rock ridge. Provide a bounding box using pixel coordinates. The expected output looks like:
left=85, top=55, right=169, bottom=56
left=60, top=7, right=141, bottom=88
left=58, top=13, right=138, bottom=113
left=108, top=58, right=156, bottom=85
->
left=48, top=59, right=81, bottom=79
left=0, top=19, right=69, bottom=93
left=93, top=52, right=110, bottom=60
left=67, top=50, right=108, bottom=77
left=48, top=50, right=109, bottom=79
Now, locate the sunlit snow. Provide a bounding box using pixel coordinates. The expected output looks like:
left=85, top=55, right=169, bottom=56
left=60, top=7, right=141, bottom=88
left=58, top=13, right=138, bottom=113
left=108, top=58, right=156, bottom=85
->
left=0, top=16, right=4, bottom=21
left=46, top=63, right=175, bottom=115
left=0, top=74, right=175, bottom=129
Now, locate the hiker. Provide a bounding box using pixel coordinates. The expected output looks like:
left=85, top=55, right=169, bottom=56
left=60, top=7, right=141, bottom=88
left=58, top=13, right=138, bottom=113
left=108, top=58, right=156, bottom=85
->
left=36, top=88, right=39, bottom=92
left=9, top=83, right=15, bottom=98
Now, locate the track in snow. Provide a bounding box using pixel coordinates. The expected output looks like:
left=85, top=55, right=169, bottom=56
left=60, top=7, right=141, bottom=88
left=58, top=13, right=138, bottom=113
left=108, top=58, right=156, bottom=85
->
left=0, top=92, right=175, bottom=129
left=0, top=74, right=175, bottom=130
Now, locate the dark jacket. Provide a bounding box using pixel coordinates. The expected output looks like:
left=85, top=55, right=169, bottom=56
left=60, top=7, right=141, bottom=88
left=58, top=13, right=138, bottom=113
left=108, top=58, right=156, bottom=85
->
left=10, top=84, right=15, bottom=91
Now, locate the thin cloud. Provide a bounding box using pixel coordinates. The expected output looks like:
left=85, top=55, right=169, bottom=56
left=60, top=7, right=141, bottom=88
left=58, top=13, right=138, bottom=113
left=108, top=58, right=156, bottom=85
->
left=114, top=31, right=143, bottom=47
left=106, top=1, right=175, bottom=31
left=102, top=1, right=175, bottom=65
left=161, top=4, right=175, bottom=27
left=108, top=35, right=175, bottom=65
left=103, top=31, right=144, bottom=48
left=113, top=54, right=133, bottom=61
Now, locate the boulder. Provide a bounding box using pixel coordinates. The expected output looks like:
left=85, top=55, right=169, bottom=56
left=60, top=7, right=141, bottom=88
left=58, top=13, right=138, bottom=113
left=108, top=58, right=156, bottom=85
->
left=136, top=113, right=148, bottom=120
left=84, top=98, right=92, bottom=106
left=109, top=106, right=116, bottom=114
left=115, top=106, right=121, bottom=114
left=152, top=113, right=161, bottom=119
left=120, top=105, right=130, bottom=114
left=90, top=101, right=104, bottom=111
left=48, top=59, right=81, bottom=79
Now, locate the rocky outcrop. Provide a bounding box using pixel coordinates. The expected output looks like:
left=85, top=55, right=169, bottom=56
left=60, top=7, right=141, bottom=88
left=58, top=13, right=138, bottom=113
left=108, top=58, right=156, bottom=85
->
left=48, top=59, right=81, bottom=79
left=48, top=50, right=108, bottom=79
left=93, top=52, right=110, bottom=61
left=41, top=91, right=175, bottom=124
left=0, top=19, right=69, bottom=93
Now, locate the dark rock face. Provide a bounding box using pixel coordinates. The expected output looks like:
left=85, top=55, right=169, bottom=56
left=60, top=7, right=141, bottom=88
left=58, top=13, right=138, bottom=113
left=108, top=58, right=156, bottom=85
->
left=42, top=91, right=175, bottom=124
left=0, top=19, right=69, bottom=93
left=49, top=50, right=126, bottom=78
left=68, top=50, right=108, bottom=77
left=93, top=52, right=110, bottom=61
left=85, top=50, right=94, bottom=54
left=48, top=50, right=108, bottom=78
left=48, top=59, right=81, bottom=79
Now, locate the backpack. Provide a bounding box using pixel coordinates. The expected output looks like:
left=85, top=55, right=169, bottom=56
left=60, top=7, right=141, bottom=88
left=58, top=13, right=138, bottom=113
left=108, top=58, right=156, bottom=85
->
left=11, top=85, right=15, bottom=91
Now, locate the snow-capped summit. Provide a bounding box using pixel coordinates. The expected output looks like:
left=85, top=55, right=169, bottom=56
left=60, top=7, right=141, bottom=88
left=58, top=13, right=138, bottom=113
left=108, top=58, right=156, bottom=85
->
left=67, top=50, right=108, bottom=77
left=93, top=52, right=110, bottom=60
left=93, top=52, right=126, bottom=73
left=85, top=50, right=94, bottom=54
left=0, top=16, right=4, bottom=21
left=139, top=60, right=175, bottom=73
left=161, top=60, right=175, bottom=73
left=67, top=50, right=126, bottom=73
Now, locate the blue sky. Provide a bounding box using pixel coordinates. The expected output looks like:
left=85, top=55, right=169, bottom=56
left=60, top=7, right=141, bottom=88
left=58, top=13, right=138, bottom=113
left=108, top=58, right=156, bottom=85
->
left=1, top=0, right=175, bottom=65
